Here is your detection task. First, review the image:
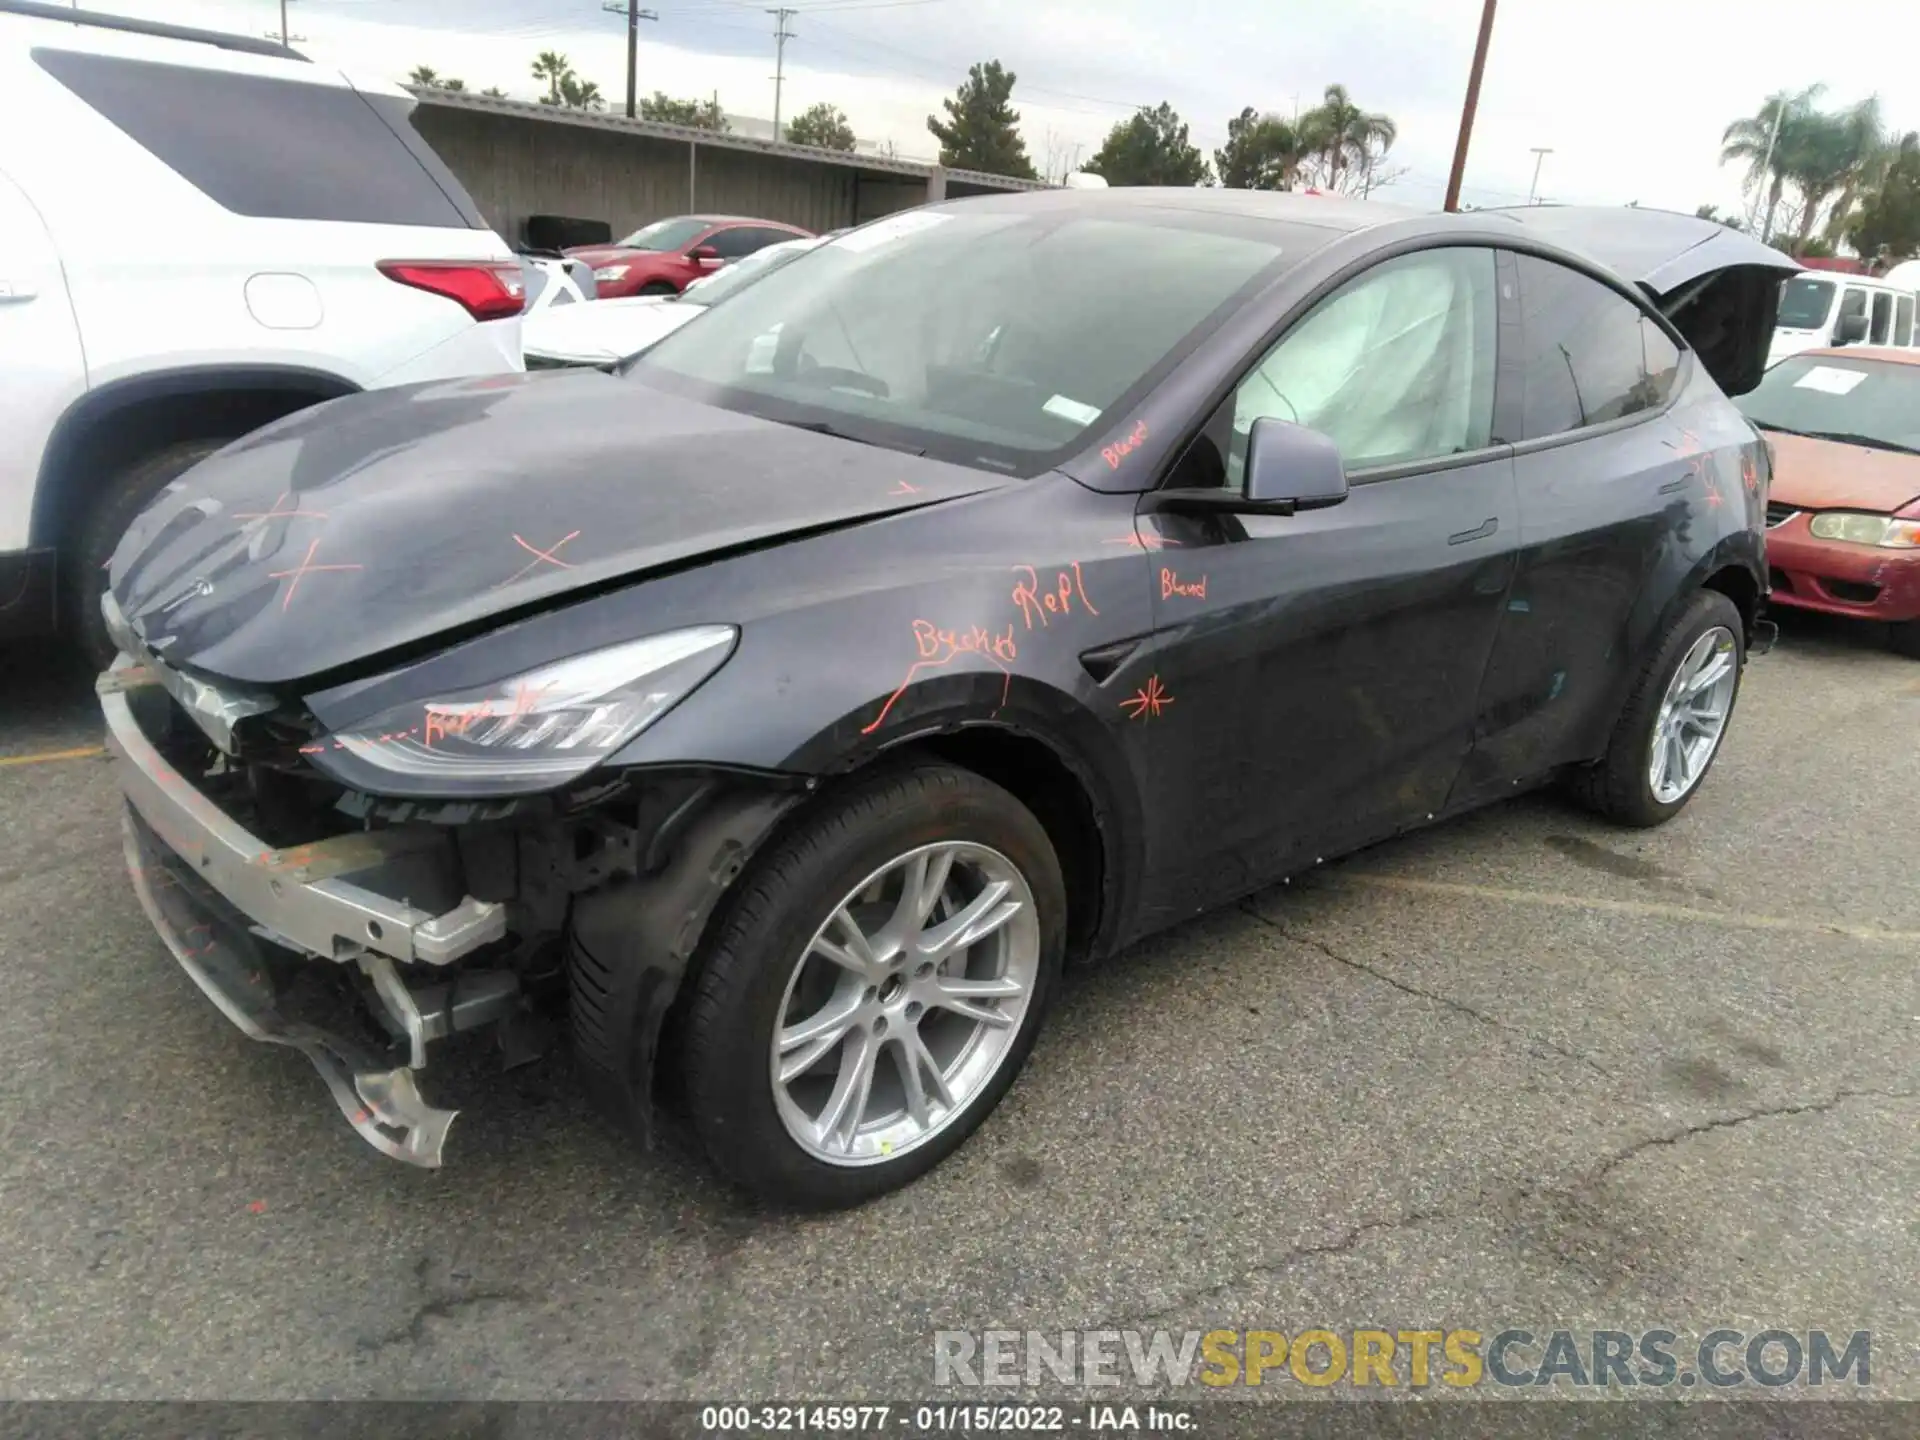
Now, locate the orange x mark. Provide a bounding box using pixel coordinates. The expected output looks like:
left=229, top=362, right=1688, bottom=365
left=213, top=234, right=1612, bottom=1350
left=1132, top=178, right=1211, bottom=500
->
left=234, top=492, right=328, bottom=524
left=267, top=538, right=362, bottom=612
left=501, top=530, right=581, bottom=587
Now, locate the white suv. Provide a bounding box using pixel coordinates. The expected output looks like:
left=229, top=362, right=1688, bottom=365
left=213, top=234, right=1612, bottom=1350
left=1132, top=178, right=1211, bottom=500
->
left=0, top=0, right=526, bottom=663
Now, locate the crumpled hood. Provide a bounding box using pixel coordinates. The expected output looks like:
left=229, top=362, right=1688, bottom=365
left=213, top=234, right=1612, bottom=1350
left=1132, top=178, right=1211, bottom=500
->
left=1766, top=431, right=1920, bottom=514
left=108, top=371, right=1010, bottom=686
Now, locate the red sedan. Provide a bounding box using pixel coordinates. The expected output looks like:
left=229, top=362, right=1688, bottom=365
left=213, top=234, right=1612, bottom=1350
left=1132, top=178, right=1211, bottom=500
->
left=566, top=214, right=812, bottom=298
left=1739, top=347, right=1920, bottom=656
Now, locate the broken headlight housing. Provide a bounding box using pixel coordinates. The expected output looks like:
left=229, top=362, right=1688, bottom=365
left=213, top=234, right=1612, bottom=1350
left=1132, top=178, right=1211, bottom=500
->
left=306, top=626, right=737, bottom=797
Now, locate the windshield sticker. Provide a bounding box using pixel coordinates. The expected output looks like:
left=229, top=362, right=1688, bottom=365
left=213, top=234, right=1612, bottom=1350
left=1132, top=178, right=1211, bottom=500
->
left=1043, top=394, right=1103, bottom=427
left=1101, top=419, right=1150, bottom=470
left=833, top=211, right=954, bottom=255
left=1011, top=563, right=1098, bottom=629
left=1794, top=366, right=1868, bottom=396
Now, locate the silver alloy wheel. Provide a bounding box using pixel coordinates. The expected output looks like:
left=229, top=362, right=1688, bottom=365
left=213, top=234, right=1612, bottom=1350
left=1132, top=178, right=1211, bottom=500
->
left=1647, top=625, right=1739, bottom=805
left=769, top=841, right=1041, bottom=1167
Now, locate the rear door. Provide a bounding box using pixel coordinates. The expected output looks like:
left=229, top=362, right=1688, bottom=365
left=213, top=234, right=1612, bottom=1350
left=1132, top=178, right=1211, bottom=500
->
left=1131, top=244, right=1520, bottom=927
left=0, top=167, right=87, bottom=554
left=1456, top=251, right=1710, bottom=798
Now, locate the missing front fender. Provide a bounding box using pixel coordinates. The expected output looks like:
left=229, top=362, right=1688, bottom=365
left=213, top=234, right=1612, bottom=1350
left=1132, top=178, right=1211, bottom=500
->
left=567, top=787, right=800, bottom=1147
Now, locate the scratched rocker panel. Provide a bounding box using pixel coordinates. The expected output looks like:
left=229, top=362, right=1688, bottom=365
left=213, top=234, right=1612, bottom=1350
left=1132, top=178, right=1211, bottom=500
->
left=98, top=190, right=1791, bottom=1207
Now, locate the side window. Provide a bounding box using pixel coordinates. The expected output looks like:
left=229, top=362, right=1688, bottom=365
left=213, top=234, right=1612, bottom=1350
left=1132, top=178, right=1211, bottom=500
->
left=1227, top=246, right=1498, bottom=480
left=1838, top=288, right=1868, bottom=336
left=34, top=50, right=483, bottom=228
left=745, top=226, right=801, bottom=254
left=1869, top=291, right=1893, bottom=344
left=705, top=227, right=767, bottom=259
left=1513, top=254, right=1681, bottom=440
left=1897, top=295, right=1915, bottom=347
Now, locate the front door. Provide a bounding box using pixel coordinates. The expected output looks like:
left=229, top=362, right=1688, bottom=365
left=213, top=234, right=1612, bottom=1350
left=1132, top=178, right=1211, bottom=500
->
left=1129, top=244, right=1520, bottom=929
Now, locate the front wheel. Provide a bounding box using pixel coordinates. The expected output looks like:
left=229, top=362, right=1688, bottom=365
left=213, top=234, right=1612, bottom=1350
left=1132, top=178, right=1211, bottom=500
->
left=638, top=281, right=677, bottom=297
left=1889, top=619, right=1920, bottom=660
left=680, top=763, right=1065, bottom=1209
left=1567, top=589, right=1745, bottom=827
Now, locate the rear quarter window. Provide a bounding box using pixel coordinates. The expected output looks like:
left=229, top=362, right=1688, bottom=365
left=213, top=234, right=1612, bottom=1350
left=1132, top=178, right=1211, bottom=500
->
left=33, top=49, right=487, bottom=228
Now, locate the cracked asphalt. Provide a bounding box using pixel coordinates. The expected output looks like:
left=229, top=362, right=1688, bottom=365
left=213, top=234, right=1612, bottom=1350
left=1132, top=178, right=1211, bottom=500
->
left=1, top=610, right=1915, bottom=1403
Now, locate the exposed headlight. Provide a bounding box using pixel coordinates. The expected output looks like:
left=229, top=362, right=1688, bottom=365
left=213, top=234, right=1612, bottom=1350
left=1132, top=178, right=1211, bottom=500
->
left=308, top=627, right=736, bottom=796
left=593, top=264, right=630, bottom=282
left=1807, top=512, right=1920, bottom=548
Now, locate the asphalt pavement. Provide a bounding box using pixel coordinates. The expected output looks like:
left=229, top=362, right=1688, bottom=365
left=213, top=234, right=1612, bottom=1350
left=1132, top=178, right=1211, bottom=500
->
left=0, top=616, right=1915, bottom=1402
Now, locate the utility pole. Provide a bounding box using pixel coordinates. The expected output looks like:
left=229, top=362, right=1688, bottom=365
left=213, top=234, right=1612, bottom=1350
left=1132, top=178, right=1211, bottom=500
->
left=1527, top=146, right=1553, bottom=205
left=1443, top=0, right=1498, bottom=212
left=1757, top=101, right=1785, bottom=244
left=767, top=7, right=797, bottom=142
left=601, top=0, right=659, bottom=119
left=264, top=0, right=304, bottom=45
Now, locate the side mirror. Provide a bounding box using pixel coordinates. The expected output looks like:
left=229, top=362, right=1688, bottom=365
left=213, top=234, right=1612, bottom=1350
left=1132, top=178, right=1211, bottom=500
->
left=1835, top=312, right=1869, bottom=345
left=1151, top=417, right=1349, bottom=517
left=1242, top=416, right=1349, bottom=510
left=688, top=245, right=722, bottom=269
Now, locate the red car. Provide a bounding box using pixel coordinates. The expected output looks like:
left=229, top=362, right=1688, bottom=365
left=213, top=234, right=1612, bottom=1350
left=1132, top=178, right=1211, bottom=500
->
left=1739, top=346, right=1920, bottom=657
left=566, top=214, right=812, bottom=298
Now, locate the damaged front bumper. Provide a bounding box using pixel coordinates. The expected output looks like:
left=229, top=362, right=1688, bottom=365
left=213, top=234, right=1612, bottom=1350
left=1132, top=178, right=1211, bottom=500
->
left=102, top=658, right=520, bottom=1167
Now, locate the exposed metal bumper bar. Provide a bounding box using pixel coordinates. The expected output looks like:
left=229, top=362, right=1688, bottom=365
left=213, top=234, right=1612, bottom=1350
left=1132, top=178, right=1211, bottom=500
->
left=100, top=659, right=505, bottom=967
left=102, top=655, right=521, bottom=1167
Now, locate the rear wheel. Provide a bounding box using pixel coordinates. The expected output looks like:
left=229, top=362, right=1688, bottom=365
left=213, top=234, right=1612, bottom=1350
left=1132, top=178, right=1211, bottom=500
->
left=1567, top=589, right=1745, bottom=827
left=65, top=438, right=228, bottom=670
left=680, top=763, right=1065, bottom=1209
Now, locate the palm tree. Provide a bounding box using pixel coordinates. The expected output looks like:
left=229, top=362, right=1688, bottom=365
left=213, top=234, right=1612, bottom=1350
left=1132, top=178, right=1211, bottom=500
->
left=1721, top=86, right=1822, bottom=241
left=559, top=74, right=603, bottom=111
left=1780, top=106, right=1879, bottom=249
left=531, top=51, right=571, bottom=106
left=1821, top=96, right=1889, bottom=243
left=1298, top=84, right=1397, bottom=194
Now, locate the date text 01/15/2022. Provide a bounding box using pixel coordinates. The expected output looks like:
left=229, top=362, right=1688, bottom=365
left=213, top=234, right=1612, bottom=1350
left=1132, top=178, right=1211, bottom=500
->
left=697, top=1403, right=1196, bottom=1432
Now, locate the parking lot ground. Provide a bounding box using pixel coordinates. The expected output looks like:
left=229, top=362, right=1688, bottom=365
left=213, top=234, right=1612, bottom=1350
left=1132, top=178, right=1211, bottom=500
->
left=0, top=615, right=1915, bottom=1401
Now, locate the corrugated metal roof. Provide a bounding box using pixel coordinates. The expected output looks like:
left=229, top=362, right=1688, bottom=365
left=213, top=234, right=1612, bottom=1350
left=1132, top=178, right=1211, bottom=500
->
left=404, top=87, right=1050, bottom=193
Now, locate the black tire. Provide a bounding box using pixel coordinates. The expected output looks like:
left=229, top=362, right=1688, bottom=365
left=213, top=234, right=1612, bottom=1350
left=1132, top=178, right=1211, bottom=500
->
left=679, top=763, right=1066, bottom=1209
left=65, top=438, right=227, bottom=670
left=1889, top=620, right=1920, bottom=660
left=638, top=281, right=677, bottom=297
left=1566, top=589, right=1746, bottom=828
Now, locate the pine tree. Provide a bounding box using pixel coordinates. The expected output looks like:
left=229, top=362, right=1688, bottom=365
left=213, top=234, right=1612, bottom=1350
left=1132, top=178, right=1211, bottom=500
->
left=926, top=61, right=1037, bottom=180
left=786, top=102, right=857, bottom=152
left=1085, top=103, right=1210, bottom=187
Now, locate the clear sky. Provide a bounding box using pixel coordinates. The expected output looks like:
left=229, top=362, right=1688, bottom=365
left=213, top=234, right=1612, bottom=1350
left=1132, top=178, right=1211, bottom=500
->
left=107, top=0, right=1918, bottom=216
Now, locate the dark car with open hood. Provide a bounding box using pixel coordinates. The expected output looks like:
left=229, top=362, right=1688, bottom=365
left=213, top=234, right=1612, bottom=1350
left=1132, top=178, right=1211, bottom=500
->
left=99, top=192, right=1796, bottom=1207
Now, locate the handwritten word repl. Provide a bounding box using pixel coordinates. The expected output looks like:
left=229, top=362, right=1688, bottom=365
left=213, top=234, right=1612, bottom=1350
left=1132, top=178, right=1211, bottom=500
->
left=861, top=621, right=1018, bottom=736
left=1160, top=568, right=1206, bottom=600
left=1101, top=420, right=1149, bottom=471
left=1012, top=563, right=1099, bottom=629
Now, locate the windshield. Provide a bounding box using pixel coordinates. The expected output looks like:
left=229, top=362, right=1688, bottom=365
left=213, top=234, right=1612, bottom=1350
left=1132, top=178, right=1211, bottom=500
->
left=682, top=238, right=824, bottom=307
left=630, top=206, right=1293, bottom=473
left=1776, top=277, right=1836, bottom=330
left=1739, top=354, right=1920, bottom=454
left=616, top=217, right=712, bottom=251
